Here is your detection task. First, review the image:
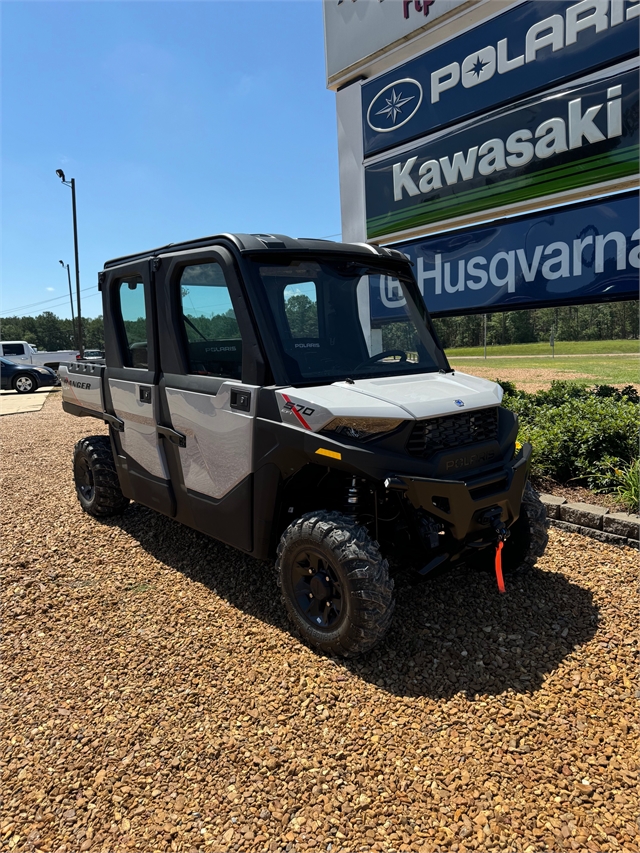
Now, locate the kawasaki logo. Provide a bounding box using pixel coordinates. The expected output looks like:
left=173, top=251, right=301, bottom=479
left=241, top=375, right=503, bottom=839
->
left=392, top=86, right=622, bottom=201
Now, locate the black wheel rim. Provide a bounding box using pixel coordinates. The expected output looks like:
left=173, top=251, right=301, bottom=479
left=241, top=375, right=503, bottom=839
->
left=289, top=547, right=344, bottom=630
left=75, top=457, right=95, bottom=501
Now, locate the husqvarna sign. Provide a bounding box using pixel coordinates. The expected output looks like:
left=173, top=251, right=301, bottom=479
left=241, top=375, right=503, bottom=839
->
left=369, top=191, right=639, bottom=318
left=362, top=0, right=640, bottom=157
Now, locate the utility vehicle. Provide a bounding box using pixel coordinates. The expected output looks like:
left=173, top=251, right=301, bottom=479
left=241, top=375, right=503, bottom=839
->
left=60, top=233, right=547, bottom=656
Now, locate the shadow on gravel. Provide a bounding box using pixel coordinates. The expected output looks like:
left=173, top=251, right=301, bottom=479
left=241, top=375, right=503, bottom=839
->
left=107, top=504, right=599, bottom=700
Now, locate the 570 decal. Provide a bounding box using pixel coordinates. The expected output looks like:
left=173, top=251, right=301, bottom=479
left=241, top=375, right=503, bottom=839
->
left=283, top=400, right=315, bottom=417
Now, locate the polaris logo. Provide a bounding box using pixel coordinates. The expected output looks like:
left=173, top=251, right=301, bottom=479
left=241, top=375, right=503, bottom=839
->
left=205, top=346, right=236, bottom=353
left=445, top=450, right=495, bottom=471
left=367, top=79, right=423, bottom=133
left=294, top=342, right=320, bottom=349
left=429, top=1, right=638, bottom=106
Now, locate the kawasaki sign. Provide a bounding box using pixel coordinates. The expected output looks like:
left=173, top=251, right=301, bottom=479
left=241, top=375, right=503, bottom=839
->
left=362, top=0, right=639, bottom=157
left=368, top=191, right=639, bottom=320
left=365, top=65, right=638, bottom=240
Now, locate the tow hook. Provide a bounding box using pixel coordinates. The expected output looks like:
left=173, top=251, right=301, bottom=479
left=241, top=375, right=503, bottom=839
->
left=479, top=507, right=510, bottom=594
left=493, top=522, right=510, bottom=594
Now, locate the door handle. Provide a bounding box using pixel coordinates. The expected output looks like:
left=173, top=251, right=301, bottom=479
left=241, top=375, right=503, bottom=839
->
left=139, top=386, right=152, bottom=403
left=230, top=389, right=251, bottom=412
left=157, top=425, right=187, bottom=448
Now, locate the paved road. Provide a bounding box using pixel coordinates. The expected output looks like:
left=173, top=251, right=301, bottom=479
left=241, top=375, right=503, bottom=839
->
left=0, top=387, right=57, bottom=416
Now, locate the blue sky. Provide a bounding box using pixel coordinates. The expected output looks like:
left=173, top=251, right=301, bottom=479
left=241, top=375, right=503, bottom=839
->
left=1, top=0, right=340, bottom=320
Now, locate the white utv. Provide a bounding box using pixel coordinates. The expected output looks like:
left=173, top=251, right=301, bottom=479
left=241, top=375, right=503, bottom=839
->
left=60, top=233, right=547, bottom=657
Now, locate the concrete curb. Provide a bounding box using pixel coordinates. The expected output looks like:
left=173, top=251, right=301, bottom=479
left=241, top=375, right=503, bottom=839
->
left=539, top=494, right=640, bottom=549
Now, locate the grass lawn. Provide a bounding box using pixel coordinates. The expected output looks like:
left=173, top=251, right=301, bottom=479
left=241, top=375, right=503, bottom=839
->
left=444, top=339, right=639, bottom=358
left=447, top=355, right=639, bottom=387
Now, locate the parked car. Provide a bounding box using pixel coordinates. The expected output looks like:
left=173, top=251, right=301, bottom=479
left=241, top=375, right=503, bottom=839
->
left=0, top=357, right=59, bottom=394
left=76, top=350, right=105, bottom=363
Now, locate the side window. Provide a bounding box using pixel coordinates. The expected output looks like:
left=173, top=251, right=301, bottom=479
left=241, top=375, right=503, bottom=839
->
left=3, top=344, right=25, bottom=356
left=283, top=282, right=318, bottom=339
left=179, top=263, right=242, bottom=379
left=117, top=276, right=148, bottom=368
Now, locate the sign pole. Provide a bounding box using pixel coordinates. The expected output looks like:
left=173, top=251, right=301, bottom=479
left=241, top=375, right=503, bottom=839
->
left=483, top=314, right=487, bottom=360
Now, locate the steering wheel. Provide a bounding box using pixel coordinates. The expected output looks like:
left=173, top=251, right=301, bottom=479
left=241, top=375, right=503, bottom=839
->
left=355, top=349, right=408, bottom=370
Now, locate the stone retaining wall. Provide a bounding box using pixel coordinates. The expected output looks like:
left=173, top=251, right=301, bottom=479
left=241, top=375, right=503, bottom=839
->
left=539, top=494, right=640, bottom=550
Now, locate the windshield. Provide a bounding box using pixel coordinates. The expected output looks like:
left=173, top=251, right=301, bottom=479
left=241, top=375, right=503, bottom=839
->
left=250, top=258, right=449, bottom=385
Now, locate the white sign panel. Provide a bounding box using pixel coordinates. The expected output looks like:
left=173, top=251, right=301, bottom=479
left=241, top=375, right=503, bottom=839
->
left=323, top=0, right=470, bottom=86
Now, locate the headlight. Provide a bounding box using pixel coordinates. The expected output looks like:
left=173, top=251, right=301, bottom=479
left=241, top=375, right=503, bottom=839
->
left=321, top=417, right=403, bottom=441
left=35, top=367, right=52, bottom=374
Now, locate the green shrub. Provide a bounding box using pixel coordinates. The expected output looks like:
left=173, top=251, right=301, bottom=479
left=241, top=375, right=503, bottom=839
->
left=502, top=389, right=640, bottom=485
left=615, top=459, right=639, bottom=513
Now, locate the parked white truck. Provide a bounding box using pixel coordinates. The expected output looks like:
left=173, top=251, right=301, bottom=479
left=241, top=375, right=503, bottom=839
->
left=1, top=341, right=78, bottom=371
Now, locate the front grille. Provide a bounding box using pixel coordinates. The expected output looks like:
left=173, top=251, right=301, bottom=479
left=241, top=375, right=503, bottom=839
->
left=407, top=407, right=499, bottom=457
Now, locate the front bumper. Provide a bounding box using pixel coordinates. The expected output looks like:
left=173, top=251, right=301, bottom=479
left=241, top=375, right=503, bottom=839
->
left=394, top=443, right=531, bottom=540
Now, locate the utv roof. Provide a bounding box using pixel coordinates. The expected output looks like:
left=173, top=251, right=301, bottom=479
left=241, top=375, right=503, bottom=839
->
left=103, top=233, right=410, bottom=269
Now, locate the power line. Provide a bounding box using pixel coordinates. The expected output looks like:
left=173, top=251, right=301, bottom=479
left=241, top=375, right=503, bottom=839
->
left=0, top=291, right=100, bottom=323
left=0, top=285, right=98, bottom=317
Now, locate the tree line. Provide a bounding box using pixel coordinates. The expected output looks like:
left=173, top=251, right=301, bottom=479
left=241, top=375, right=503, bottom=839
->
left=1, top=300, right=637, bottom=353
left=431, top=301, right=639, bottom=349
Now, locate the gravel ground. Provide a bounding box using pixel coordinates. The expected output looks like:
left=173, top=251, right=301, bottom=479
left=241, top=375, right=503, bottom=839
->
left=2, top=394, right=639, bottom=853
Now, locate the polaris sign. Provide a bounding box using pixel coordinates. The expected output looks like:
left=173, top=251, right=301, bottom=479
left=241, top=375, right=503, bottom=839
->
left=365, top=66, right=638, bottom=239
left=369, top=191, right=639, bottom=319
left=362, top=0, right=640, bottom=157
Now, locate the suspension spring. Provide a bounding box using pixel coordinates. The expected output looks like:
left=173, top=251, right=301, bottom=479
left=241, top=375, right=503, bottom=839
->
left=345, top=476, right=360, bottom=516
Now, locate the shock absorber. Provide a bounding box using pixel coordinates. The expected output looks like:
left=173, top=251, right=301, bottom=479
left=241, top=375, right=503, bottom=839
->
left=345, top=475, right=360, bottom=517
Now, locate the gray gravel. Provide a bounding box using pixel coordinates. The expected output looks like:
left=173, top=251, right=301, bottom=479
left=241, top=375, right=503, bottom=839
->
left=2, top=393, right=638, bottom=852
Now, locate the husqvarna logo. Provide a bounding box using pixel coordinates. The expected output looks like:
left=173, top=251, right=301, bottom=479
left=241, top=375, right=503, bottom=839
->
left=379, top=275, right=406, bottom=309
left=367, top=79, right=423, bottom=133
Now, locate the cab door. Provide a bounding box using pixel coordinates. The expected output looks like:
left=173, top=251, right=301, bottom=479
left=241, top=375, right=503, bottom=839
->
left=101, top=260, right=175, bottom=516
left=154, top=247, right=263, bottom=552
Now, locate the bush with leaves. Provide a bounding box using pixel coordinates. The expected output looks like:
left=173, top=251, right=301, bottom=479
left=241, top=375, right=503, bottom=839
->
left=499, top=381, right=640, bottom=489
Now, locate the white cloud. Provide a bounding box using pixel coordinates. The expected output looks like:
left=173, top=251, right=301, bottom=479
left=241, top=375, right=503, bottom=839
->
left=46, top=287, right=55, bottom=292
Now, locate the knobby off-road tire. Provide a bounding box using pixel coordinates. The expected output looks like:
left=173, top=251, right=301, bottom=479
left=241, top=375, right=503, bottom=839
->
left=73, top=436, right=129, bottom=517
left=502, top=481, right=549, bottom=573
left=276, top=511, right=395, bottom=657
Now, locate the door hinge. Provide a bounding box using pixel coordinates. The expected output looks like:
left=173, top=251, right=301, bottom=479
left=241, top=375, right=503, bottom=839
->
left=152, top=257, right=162, bottom=272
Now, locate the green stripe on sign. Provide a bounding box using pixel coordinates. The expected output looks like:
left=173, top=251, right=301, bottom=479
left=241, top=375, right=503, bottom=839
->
left=366, top=145, right=639, bottom=240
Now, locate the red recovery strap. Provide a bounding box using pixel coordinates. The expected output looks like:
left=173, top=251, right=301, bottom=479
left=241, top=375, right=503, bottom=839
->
left=495, top=540, right=506, bottom=594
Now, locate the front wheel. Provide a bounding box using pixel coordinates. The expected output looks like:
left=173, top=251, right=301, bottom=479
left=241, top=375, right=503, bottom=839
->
left=13, top=374, right=37, bottom=394
left=502, top=481, right=549, bottom=573
left=73, top=436, right=129, bottom=517
left=276, top=511, right=395, bottom=657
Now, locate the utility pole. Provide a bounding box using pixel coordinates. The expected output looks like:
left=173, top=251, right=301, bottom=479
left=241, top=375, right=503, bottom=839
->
left=56, top=170, right=84, bottom=357
left=59, top=260, right=78, bottom=350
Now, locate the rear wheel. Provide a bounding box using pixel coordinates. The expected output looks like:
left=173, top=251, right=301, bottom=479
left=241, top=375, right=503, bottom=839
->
left=502, top=481, right=549, bottom=573
left=13, top=374, right=37, bottom=394
left=277, top=511, right=395, bottom=657
left=73, top=436, right=129, bottom=517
